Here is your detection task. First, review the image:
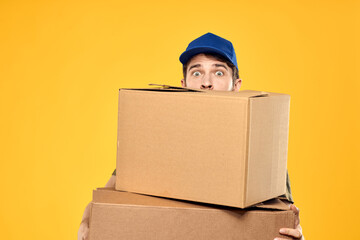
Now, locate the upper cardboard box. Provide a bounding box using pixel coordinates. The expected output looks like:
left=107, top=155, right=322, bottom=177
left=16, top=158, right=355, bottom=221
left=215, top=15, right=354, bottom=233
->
left=116, top=85, right=290, bottom=208
left=89, top=188, right=295, bottom=240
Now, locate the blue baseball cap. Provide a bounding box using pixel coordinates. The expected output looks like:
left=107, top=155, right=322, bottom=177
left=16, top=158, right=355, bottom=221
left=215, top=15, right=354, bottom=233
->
left=179, top=32, right=238, bottom=69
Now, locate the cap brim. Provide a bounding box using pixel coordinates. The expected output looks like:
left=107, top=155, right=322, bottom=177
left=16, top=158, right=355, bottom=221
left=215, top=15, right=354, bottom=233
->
left=179, top=46, right=233, bottom=66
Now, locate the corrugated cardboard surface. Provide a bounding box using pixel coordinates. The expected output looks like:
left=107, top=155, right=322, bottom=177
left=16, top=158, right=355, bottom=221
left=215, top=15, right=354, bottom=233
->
left=246, top=94, right=290, bottom=206
left=116, top=88, right=290, bottom=208
left=89, top=188, right=295, bottom=240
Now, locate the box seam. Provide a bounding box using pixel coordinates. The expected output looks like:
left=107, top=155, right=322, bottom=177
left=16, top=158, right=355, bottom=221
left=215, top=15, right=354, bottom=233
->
left=242, top=98, right=251, bottom=207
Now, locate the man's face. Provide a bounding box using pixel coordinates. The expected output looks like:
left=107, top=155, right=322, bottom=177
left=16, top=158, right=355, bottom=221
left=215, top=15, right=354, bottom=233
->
left=181, top=54, right=241, bottom=91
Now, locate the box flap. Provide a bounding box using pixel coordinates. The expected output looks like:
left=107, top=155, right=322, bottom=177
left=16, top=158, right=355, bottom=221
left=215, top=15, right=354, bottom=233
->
left=148, top=85, right=269, bottom=98
left=120, top=84, right=202, bottom=92
left=148, top=84, right=201, bottom=92
left=94, top=188, right=212, bottom=209
left=94, top=188, right=290, bottom=211
left=120, top=84, right=268, bottom=98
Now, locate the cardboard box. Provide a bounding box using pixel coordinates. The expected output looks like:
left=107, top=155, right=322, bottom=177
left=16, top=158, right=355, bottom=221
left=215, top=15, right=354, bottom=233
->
left=89, top=188, right=295, bottom=240
left=116, top=86, right=290, bottom=208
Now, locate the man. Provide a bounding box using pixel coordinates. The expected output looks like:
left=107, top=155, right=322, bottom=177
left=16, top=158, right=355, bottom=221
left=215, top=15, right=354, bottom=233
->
left=78, top=33, right=304, bottom=240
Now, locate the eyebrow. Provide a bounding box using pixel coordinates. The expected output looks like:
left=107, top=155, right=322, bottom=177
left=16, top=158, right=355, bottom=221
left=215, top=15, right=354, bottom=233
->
left=188, top=64, right=201, bottom=72
left=214, top=64, right=228, bottom=71
left=187, top=63, right=229, bottom=72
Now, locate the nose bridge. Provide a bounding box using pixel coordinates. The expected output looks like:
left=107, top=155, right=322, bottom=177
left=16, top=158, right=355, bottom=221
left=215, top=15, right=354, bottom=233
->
left=201, top=71, right=213, bottom=87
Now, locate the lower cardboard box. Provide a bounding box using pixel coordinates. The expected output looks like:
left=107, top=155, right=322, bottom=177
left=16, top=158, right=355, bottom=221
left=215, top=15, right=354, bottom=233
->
left=89, top=188, right=295, bottom=240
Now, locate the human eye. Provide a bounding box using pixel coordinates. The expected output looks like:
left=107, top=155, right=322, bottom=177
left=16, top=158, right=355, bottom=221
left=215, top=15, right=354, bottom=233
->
left=215, top=71, right=224, bottom=76
left=192, top=71, right=201, bottom=77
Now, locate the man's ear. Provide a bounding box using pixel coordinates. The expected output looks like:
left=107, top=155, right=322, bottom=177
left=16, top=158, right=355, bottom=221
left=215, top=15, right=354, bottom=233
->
left=181, top=79, right=186, bottom=87
left=233, top=79, right=242, bottom=91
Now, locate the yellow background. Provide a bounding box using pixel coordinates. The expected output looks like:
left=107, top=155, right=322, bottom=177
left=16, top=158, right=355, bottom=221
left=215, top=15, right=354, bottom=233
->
left=0, top=0, right=359, bottom=239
